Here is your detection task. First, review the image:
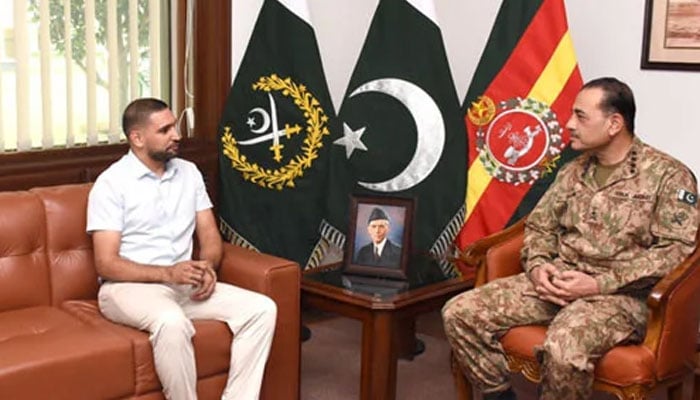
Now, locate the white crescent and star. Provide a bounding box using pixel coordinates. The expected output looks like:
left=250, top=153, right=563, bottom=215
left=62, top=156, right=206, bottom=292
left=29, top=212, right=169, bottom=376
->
left=247, top=107, right=270, bottom=133
left=238, top=77, right=445, bottom=194
left=334, top=78, right=445, bottom=192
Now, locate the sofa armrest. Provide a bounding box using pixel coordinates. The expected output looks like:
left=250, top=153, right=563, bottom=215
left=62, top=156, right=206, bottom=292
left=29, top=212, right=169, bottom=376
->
left=459, top=219, right=526, bottom=287
left=484, top=232, right=525, bottom=285
left=643, top=242, right=700, bottom=380
left=218, top=242, right=299, bottom=292
left=218, top=243, right=300, bottom=400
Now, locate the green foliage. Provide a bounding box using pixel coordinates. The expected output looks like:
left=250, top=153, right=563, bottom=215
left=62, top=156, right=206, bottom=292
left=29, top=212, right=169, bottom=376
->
left=27, top=0, right=152, bottom=90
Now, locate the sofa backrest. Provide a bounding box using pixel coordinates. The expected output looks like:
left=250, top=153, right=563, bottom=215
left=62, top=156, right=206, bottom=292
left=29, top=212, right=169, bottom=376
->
left=0, top=190, right=52, bottom=312
left=0, top=184, right=98, bottom=312
left=30, top=184, right=99, bottom=305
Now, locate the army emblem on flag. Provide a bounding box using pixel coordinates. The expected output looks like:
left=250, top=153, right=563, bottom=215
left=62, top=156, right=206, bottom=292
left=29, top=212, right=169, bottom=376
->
left=218, top=0, right=338, bottom=268
left=221, top=74, right=330, bottom=191
left=468, top=96, right=564, bottom=186
left=455, top=0, right=583, bottom=263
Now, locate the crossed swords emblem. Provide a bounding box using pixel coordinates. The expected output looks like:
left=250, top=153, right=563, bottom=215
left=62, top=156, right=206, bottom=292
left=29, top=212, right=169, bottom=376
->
left=240, top=93, right=302, bottom=163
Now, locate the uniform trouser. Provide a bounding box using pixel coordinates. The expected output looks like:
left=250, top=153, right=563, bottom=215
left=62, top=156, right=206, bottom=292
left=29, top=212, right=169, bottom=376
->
left=98, top=281, right=277, bottom=400
left=442, top=273, right=647, bottom=400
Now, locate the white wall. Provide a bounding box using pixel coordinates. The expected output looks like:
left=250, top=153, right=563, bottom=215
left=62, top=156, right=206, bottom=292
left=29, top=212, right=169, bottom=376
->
left=232, top=0, right=700, bottom=175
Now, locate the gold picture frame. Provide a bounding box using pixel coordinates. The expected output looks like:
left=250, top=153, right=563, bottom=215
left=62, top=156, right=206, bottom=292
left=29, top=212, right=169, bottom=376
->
left=641, top=0, right=700, bottom=71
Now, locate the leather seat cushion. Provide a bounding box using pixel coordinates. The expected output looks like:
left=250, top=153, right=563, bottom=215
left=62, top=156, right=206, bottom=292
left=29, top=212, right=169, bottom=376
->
left=0, top=306, right=134, bottom=399
left=501, top=325, right=656, bottom=386
left=62, top=300, right=233, bottom=394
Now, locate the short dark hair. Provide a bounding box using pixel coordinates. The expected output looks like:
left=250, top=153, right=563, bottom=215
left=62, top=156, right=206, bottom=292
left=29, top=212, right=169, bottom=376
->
left=121, top=98, right=169, bottom=138
left=582, top=77, right=636, bottom=134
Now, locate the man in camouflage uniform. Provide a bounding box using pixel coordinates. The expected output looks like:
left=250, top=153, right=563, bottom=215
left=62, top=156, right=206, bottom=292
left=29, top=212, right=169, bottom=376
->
left=442, top=77, right=699, bottom=400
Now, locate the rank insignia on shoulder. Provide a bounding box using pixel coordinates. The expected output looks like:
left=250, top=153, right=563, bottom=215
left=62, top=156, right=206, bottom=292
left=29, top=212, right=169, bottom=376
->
left=677, top=189, right=697, bottom=206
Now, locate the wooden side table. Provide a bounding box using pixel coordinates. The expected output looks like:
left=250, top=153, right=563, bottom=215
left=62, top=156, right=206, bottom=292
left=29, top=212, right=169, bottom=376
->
left=301, top=265, right=473, bottom=400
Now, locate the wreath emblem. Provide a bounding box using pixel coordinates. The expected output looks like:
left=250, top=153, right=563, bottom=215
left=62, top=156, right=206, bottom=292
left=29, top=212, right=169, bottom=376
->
left=221, top=74, right=330, bottom=190
left=470, top=96, right=564, bottom=185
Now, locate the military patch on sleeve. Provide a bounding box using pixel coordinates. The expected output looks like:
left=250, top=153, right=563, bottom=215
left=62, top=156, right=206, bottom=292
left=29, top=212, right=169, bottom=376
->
left=677, top=189, right=697, bottom=206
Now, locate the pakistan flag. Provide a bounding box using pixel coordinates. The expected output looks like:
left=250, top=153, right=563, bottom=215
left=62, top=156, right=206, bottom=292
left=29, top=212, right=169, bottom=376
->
left=321, top=0, right=467, bottom=278
left=218, top=0, right=336, bottom=268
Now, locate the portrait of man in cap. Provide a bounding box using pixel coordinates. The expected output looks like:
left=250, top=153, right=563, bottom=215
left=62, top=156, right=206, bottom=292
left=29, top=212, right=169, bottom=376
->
left=353, top=206, right=403, bottom=268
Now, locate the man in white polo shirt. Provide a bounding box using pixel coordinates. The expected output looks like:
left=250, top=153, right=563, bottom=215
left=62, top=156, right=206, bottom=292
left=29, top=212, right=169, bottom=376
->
left=87, top=98, right=276, bottom=400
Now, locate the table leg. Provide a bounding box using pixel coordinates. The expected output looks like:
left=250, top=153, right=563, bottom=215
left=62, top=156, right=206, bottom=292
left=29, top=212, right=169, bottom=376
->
left=360, top=310, right=398, bottom=400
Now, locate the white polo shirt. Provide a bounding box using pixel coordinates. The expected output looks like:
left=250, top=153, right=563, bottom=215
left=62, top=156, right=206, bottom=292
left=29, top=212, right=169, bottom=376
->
left=87, top=151, right=213, bottom=267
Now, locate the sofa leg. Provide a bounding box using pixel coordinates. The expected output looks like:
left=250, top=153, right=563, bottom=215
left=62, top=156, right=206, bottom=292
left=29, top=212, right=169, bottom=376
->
left=679, top=373, right=695, bottom=400
left=685, top=374, right=696, bottom=400
left=663, top=374, right=694, bottom=400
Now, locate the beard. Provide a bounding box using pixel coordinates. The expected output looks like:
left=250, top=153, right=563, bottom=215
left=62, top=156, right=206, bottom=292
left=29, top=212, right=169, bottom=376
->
left=148, top=148, right=177, bottom=163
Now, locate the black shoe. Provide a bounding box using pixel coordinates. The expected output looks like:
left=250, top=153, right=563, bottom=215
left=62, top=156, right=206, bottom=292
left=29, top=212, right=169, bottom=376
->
left=301, top=325, right=311, bottom=342
left=413, top=337, right=426, bottom=356
left=483, top=388, right=516, bottom=400
left=501, top=389, right=517, bottom=400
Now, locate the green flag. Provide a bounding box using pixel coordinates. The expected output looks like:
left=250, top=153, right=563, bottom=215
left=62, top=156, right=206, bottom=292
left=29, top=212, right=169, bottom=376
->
left=321, top=0, right=466, bottom=278
left=218, top=0, right=336, bottom=268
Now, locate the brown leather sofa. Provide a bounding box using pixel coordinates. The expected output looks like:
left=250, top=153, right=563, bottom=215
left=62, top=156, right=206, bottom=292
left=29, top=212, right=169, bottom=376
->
left=0, top=183, right=300, bottom=400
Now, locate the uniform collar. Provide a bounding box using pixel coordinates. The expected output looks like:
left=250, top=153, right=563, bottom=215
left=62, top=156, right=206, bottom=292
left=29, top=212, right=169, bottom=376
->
left=581, top=137, right=641, bottom=188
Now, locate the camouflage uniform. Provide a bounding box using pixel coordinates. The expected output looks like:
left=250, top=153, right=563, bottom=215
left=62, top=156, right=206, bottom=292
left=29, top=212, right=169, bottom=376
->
left=443, top=138, right=699, bottom=399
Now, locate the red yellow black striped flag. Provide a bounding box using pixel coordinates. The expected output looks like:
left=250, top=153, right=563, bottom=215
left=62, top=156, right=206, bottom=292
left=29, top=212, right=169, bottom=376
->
left=455, top=0, right=583, bottom=274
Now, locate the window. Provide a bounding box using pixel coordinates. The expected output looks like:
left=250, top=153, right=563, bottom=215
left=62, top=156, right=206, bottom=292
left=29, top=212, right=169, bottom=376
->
left=0, top=0, right=173, bottom=152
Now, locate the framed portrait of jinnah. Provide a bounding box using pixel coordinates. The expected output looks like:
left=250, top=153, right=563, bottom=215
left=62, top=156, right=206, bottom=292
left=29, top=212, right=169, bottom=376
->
left=344, top=195, right=414, bottom=280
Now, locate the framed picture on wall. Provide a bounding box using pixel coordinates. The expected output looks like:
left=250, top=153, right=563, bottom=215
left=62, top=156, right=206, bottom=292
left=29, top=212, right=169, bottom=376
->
left=641, top=0, right=700, bottom=71
left=343, top=195, right=414, bottom=280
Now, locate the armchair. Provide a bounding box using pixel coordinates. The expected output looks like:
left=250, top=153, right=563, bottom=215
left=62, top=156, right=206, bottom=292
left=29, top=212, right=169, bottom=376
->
left=451, top=219, right=700, bottom=400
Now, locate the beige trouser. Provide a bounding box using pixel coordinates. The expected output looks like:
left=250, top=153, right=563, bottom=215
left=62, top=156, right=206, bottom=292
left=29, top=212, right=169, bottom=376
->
left=98, top=281, right=277, bottom=400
